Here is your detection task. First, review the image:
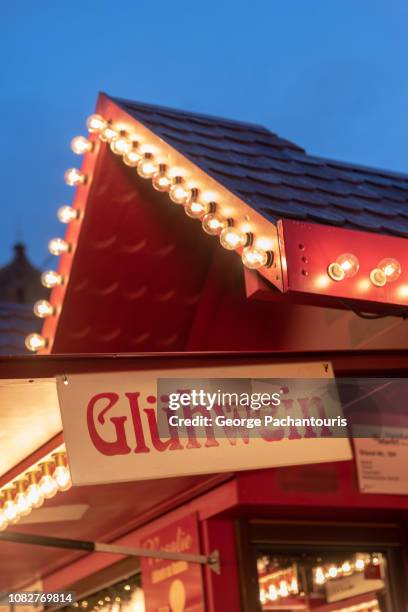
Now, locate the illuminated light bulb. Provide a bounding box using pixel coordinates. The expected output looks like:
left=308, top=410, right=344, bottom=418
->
left=290, top=577, right=298, bottom=593
left=184, top=199, right=210, bottom=219
left=259, top=589, right=266, bottom=605
left=41, top=270, right=63, bottom=288
left=369, top=268, right=386, bottom=287
left=372, top=556, right=380, bottom=566
left=123, top=149, right=141, bottom=167
left=242, top=246, right=270, bottom=269
left=202, top=213, right=227, bottom=236
left=219, top=227, right=248, bottom=250
left=279, top=581, right=289, bottom=597
left=49, top=237, right=70, bottom=256
left=64, top=168, right=86, bottom=186
left=315, top=567, right=326, bottom=585
left=86, top=114, right=107, bottom=133
left=355, top=558, right=365, bottom=571
left=38, top=463, right=58, bottom=499
left=268, top=585, right=277, bottom=601
left=152, top=165, right=172, bottom=192
left=71, top=136, right=93, bottom=155
left=52, top=453, right=72, bottom=491
left=99, top=125, right=118, bottom=143
left=169, top=178, right=191, bottom=204
left=14, top=481, right=31, bottom=517
left=342, top=561, right=352, bottom=574
left=33, top=300, right=55, bottom=318
left=328, top=253, right=359, bottom=281
left=57, top=205, right=79, bottom=224
left=123, top=585, right=131, bottom=592
left=2, top=490, right=18, bottom=523
left=25, top=333, right=47, bottom=352
left=26, top=472, right=44, bottom=509
left=0, top=511, right=8, bottom=532
left=378, top=258, right=401, bottom=282
left=110, top=133, right=133, bottom=156
left=327, top=566, right=338, bottom=579
left=137, top=154, right=158, bottom=179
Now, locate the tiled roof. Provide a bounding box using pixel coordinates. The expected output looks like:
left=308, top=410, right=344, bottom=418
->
left=114, top=96, right=408, bottom=238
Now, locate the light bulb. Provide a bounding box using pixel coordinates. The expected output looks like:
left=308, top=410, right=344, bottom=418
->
left=328, top=253, right=359, bottom=281
left=268, top=585, right=277, bottom=601
left=64, top=168, right=86, bottom=186
left=2, top=491, right=18, bottom=522
left=39, top=472, right=58, bottom=499
left=71, top=136, right=93, bottom=155
left=41, top=270, right=63, bottom=288
left=86, top=114, right=107, bottom=133
left=315, top=567, right=326, bottom=585
left=342, top=561, right=352, bottom=574
left=99, top=125, right=118, bottom=143
left=53, top=453, right=72, bottom=491
left=25, top=333, right=47, bottom=352
left=110, top=134, right=133, bottom=156
left=53, top=465, right=72, bottom=491
left=241, top=246, right=269, bottom=269
left=355, top=557, right=365, bottom=571
left=48, top=237, right=70, bottom=256
left=26, top=481, right=44, bottom=509
left=33, top=300, right=55, bottom=318
left=219, top=227, right=247, bottom=250
left=378, top=258, right=401, bottom=282
left=57, top=205, right=79, bottom=223
left=202, top=213, right=227, bottom=236
left=137, top=154, right=158, bottom=179
left=0, top=512, right=8, bottom=531
left=15, top=490, right=30, bottom=517
left=279, top=581, right=289, bottom=597
left=327, top=566, right=338, bottom=578
left=152, top=166, right=171, bottom=192
left=123, top=149, right=141, bottom=167
left=3, top=500, right=18, bottom=522
left=185, top=199, right=210, bottom=219
left=169, top=179, right=191, bottom=204
left=370, top=268, right=386, bottom=287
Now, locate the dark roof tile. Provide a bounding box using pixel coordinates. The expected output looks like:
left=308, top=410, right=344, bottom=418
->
left=113, top=96, right=408, bottom=239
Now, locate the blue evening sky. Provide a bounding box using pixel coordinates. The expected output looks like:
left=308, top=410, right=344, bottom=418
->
left=1, top=0, right=407, bottom=266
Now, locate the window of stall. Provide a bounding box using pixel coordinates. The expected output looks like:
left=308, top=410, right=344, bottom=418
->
left=237, top=520, right=407, bottom=612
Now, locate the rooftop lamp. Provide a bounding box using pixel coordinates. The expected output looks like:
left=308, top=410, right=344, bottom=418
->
left=41, top=270, right=63, bottom=288
left=71, top=136, right=93, bottom=155
left=64, top=168, right=86, bottom=186
left=137, top=153, right=158, bottom=179
left=202, top=213, right=227, bottom=235
left=86, top=114, right=107, bottom=133
left=169, top=177, right=191, bottom=204
left=241, top=246, right=270, bottom=269
left=33, top=300, right=55, bottom=318
left=370, top=258, right=401, bottom=287
left=152, top=165, right=172, bottom=192
left=110, top=132, right=133, bottom=156
left=327, top=253, right=359, bottom=281
left=123, top=149, right=142, bottom=167
left=57, top=205, right=79, bottom=224
left=220, top=227, right=248, bottom=250
left=48, top=237, right=70, bottom=256
left=38, top=463, right=58, bottom=499
left=25, top=333, right=47, bottom=352
left=184, top=198, right=211, bottom=219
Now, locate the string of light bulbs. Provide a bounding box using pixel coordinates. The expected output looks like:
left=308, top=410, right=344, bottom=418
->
left=0, top=450, right=72, bottom=532
left=25, top=112, right=275, bottom=352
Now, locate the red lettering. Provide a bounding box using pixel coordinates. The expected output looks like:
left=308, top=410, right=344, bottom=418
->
left=87, top=392, right=131, bottom=456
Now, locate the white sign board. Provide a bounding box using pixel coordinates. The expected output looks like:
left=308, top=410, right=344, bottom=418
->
left=326, top=570, right=383, bottom=603
left=354, top=435, right=408, bottom=495
left=57, top=362, right=352, bottom=486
